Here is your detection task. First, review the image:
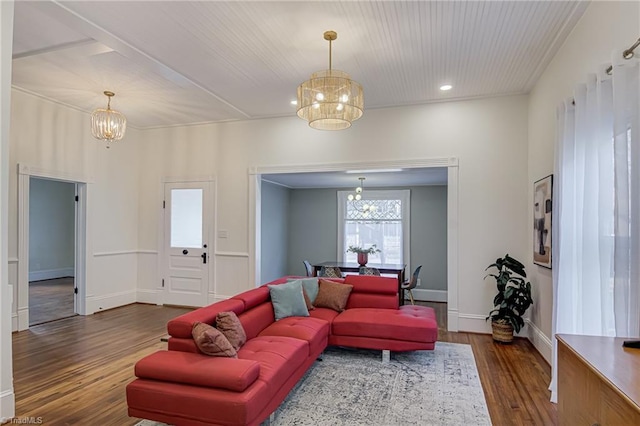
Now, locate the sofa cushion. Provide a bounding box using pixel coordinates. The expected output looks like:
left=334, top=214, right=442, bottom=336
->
left=332, top=306, right=438, bottom=343
left=192, top=322, right=237, bottom=357
left=232, top=286, right=271, bottom=311
left=259, top=316, right=329, bottom=356
left=127, top=376, right=269, bottom=426
left=313, top=279, right=353, bottom=312
left=134, top=350, right=260, bottom=392
left=346, top=292, right=398, bottom=310
left=238, top=336, right=308, bottom=395
left=267, top=280, right=309, bottom=321
left=309, top=307, right=340, bottom=324
left=237, top=302, right=275, bottom=340
left=216, top=311, right=247, bottom=351
left=344, top=275, right=398, bottom=294
left=167, top=298, right=245, bottom=339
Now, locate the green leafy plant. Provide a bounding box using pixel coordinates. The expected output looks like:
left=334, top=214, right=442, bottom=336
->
left=346, top=244, right=381, bottom=255
left=484, top=254, right=533, bottom=333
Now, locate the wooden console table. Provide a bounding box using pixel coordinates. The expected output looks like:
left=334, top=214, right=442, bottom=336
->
left=557, top=334, right=640, bottom=425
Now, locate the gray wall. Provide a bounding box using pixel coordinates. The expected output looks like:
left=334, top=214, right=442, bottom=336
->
left=408, top=186, right=448, bottom=291
left=287, top=188, right=339, bottom=276
left=29, top=177, right=75, bottom=280
left=260, top=181, right=291, bottom=282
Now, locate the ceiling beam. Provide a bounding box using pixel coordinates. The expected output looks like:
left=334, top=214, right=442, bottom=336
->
left=33, top=0, right=250, bottom=119
left=12, top=38, right=94, bottom=60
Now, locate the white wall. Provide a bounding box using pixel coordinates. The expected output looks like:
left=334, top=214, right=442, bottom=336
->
left=28, top=178, right=75, bottom=281
left=136, top=124, right=221, bottom=303
left=138, top=94, right=529, bottom=334
left=0, top=1, right=15, bottom=421
left=9, top=89, right=142, bottom=327
left=527, top=1, right=640, bottom=362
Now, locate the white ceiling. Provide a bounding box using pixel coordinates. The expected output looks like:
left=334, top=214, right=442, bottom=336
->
left=11, top=1, right=588, bottom=188
left=11, top=1, right=588, bottom=130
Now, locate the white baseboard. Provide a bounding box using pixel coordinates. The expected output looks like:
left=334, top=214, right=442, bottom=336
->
left=17, top=308, right=28, bottom=331
left=526, top=319, right=552, bottom=364
left=86, top=290, right=136, bottom=314
left=136, top=289, right=160, bottom=305
left=458, top=313, right=492, bottom=334
left=410, top=288, right=447, bottom=302
left=11, top=313, right=17, bottom=332
left=0, top=389, right=15, bottom=422
left=29, top=267, right=74, bottom=282
left=447, top=309, right=459, bottom=332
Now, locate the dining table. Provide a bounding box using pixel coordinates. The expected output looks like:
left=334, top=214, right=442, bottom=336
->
left=311, top=261, right=407, bottom=305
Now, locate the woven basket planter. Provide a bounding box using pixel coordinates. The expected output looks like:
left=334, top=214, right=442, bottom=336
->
left=491, top=320, right=514, bottom=343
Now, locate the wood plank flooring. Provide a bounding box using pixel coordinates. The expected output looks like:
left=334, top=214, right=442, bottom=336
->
left=11, top=302, right=556, bottom=425
left=29, top=277, right=76, bottom=325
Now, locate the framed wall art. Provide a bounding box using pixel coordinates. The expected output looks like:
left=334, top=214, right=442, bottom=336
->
left=533, top=174, right=552, bottom=268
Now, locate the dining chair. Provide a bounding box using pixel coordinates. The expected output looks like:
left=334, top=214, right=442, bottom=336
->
left=303, top=260, right=314, bottom=277
left=400, top=265, right=422, bottom=305
left=318, top=266, right=343, bottom=278
left=358, top=267, right=381, bottom=276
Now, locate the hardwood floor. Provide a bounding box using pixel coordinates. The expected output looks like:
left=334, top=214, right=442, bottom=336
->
left=11, top=302, right=556, bottom=425
left=29, top=277, right=76, bottom=325
left=12, top=304, right=191, bottom=425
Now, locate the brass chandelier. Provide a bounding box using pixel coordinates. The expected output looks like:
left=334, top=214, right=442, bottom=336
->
left=296, top=31, right=364, bottom=130
left=91, top=91, right=126, bottom=143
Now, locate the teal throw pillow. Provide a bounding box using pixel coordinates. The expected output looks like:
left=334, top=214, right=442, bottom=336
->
left=268, top=280, right=310, bottom=321
left=287, top=277, right=319, bottom=303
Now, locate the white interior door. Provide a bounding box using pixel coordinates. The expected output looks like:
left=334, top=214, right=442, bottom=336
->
left=163, top=182, right=211, bottom=307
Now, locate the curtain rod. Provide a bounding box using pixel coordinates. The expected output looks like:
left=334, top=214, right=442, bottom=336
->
left=605, top=37, right=640, bottom=75
left=571, top=37, right=640, bottom=105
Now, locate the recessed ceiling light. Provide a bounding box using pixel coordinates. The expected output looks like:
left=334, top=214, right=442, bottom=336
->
left=290, top=100, right=298, bottom=105
left=440, top=84, right=453, bottom=91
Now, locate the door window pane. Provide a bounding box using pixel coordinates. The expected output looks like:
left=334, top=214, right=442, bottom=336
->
left=171, top=189, right=203, bottom=248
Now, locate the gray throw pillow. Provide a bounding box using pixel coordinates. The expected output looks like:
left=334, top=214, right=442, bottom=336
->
left=287, top=277, right=320, bottom=303
left=268, top=280, right=310, bottom=321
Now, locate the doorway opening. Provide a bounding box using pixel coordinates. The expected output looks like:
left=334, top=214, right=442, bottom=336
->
left=28, top=177, right=77, bottom=325
left=249, top=157, right=461, bottom=331
left=17, top=164, right=88, bottom=331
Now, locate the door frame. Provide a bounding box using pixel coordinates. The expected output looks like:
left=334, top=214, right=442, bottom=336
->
left=17, top=163, right=90, bottom=330
left=248, top=157, right=460, bottom=331
left=158, top=176, right=216, bottom=306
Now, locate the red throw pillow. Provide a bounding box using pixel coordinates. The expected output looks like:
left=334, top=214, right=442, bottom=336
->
left=216, top=311, right=247, bottom=350
left=191, top=322, right=237, bottom=358
left=314, top=279, right=353, bottom=312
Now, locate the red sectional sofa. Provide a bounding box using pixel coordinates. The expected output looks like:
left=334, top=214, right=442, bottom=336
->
left=126, top=274, right=438, bottom=426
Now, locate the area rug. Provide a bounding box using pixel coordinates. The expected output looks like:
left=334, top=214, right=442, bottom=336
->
left=135, top=342, right=491, bottom=426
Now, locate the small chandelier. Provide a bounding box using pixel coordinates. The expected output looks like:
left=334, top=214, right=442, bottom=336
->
left=91, top=91, right=126, bottom=144
left=347, top=177, right=376, bottom=217
left=297, top=30, right=364, bottom=130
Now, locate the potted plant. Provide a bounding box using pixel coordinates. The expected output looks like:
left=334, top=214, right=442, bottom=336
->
left=347, top=244, right=381, bottom=266
left=484, top=254, right=533, bottom=343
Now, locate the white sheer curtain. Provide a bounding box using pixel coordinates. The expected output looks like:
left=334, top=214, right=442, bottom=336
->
left=550, top=49, right=640, bottom=403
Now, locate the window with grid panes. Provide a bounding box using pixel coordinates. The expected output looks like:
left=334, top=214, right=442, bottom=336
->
left=337, top=190, right=410, bottom=265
